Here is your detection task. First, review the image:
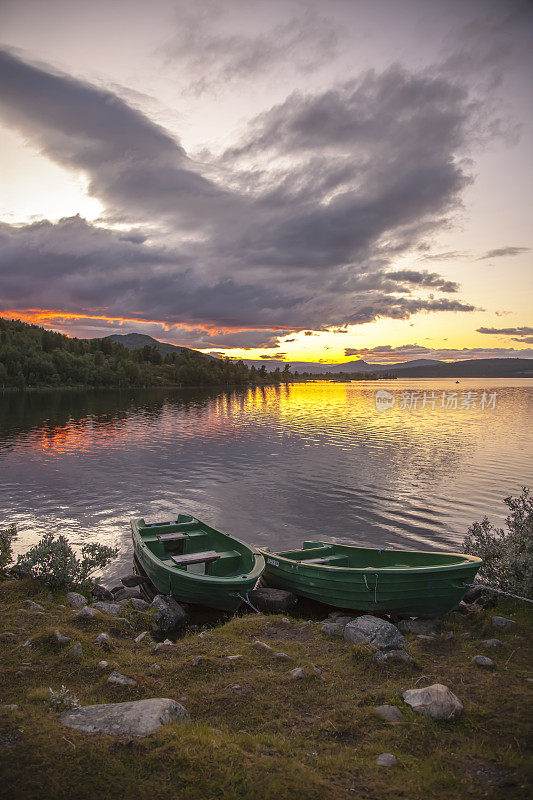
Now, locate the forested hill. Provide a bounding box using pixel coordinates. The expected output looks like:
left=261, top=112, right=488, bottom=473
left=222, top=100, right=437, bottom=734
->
left=0, top=318, right=250, bottom=389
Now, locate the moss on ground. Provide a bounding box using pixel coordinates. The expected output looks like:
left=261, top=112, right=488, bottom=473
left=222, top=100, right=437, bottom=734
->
left=0, top=578, right=531, bottom=800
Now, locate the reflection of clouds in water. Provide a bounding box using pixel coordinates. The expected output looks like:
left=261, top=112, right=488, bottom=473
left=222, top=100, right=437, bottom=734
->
left=0, top=381, right=531, bottom=579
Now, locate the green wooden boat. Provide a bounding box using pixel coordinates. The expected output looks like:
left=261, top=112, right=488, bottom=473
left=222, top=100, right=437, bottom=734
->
left=131, top=515, right=265, bottom=612
left=257, top=541, right=482, bottom=617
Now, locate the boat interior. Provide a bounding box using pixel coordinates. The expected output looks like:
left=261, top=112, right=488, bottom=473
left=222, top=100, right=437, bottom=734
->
left=274, top=541, right=472, bottom=569
left=137, top=514, right=254, bottom=576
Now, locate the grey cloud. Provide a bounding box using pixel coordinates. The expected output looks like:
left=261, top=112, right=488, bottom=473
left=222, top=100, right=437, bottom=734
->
left=161, top=3, right=339, bottom=94
left=477, top=326, right=533, bottom=335
left=344, top=344, right=533, bottom=361
left=478, top=246, right=530, bottom=259
left=385, top=270, right=459, bottom=292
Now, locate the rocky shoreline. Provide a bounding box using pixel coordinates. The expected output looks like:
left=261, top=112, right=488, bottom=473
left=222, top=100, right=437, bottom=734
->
left=0, top=574, right=530, bottom=799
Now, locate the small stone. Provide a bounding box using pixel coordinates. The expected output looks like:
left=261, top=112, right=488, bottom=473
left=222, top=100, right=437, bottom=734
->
left=273, top=652, right=290, bottom=660
left=76, top=606, right=100, bottom=619
left=120, top=574, right=145, bottom=587
left=281, top=617, right=291, bottom=623
left=374, top=650, right=415, bottom=665
left=321, top=622, right=346, bottom=636
left=23, top=600, right=45, bottom=612
left=191, top=656, right=203, bottom=666
left=417, top=634, right=435, bottom=641
left=107, top=671, right=136, bottom=687
left=0, top=704, right=19, bottom=712
left=91, top=584, right=114, bottom=601
left=398, top=618, right=441, bottom=635
left=60, top=698, right=188, bottom=737
left=65, top=592, right=87, bottom=609
left=53, top=630, right=71, bottom=645
left=461, top=632, right=472, bottom=638
left=472, top=655, right=495, bottom=669
left=92, top=602, right=122, bottom=617
left=97, top=660, right=109, bottom=669
left=482, top=638, right=502, bottom=648
left=134, top=631, right=148, bottom=643
left=253, top=640, right=273, bottom=651
left=376, top=753, right=396, bottom=767
left=67, top=642, right=83, bottom=660
left=113, top=587, right=144, bottom=601
left=130, top=598, right=150, bottom=612
left=225, top=655, right=243, bottom=661
left=375, top=705, right=403, bottom=724
left=198, top=631, right=211, bottom=639
left=248, top=587, right=298, bottom=613
left=95, top=633, right=112, bottom=648
left=492, top=616, right=515, bottom=629
left=402, top=683, right=463, bottom=720
left=149, top=664, right=161, bottom=674
left=344, top=615, right=406, bottom=651
left=289, top=667, right=304, bottom=678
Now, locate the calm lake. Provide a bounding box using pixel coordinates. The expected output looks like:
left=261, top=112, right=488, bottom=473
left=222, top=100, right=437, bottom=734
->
left=1, top=379, right=532, bottom=583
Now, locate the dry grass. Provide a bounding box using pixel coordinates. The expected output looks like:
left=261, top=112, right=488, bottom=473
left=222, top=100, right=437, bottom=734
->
left=0, top=578, right=531, bottom=800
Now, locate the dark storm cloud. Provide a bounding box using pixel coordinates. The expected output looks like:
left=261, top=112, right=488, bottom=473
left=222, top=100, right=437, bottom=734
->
left=0, top=51, right=480, bottom=335
left=161, top=3, right=339, bottom=94
left=478, top=246, right=530, bottom=259
left=0, top=49, right=230, bottom=227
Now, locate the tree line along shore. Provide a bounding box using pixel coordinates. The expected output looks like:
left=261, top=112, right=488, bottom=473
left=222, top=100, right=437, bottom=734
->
left=0, top=318, right=391, bottom=390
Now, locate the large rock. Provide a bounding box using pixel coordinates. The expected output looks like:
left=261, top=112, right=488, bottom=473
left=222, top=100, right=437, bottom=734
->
left=248, top=587, right=298, bottom=613
left=344, top=615, right=406, bottom=651
left=130, top=598, right=150, bottom=612
left=397, top=618, right=441, bottom=635
left=66, top=592, right=87, bottom=609
left=151, top=595, right=188, bottom=636
left=60, top=698, right=189, bottom=737
left=402, top=683, right=463, bottom=720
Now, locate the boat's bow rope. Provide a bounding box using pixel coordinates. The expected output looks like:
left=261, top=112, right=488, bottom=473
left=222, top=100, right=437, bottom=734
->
left=468, top=583, right=533, bottom=604
left=237, top=593, right=261, bottom=613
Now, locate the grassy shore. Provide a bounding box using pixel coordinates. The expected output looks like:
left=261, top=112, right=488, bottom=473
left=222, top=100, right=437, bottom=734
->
left=0, top=578, right=531, bottom=800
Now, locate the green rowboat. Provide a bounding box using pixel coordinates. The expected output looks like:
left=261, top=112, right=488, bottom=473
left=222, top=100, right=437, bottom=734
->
left=131, top=515, right=265, bottom=612
left=257, top=541, right=482, bottom=617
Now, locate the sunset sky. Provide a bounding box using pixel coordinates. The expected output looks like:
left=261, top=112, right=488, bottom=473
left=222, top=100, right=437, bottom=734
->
left=0, top=0, right=532, bottom=364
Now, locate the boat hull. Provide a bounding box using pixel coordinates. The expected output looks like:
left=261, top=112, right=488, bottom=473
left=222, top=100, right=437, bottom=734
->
left=131, top=516, right=264, bottom=613
left=258, top=542, right=481, bottom=617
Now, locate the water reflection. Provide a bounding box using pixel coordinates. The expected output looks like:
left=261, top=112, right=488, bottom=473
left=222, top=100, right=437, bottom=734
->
left=0, top=380, right=531, bottom=581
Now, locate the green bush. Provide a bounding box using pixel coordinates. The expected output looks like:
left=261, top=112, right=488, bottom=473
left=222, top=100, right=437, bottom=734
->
left=16, top=532, right=118, bottom=589
left=463, top=487, right=533, bottom=598
left=0, top=523, right=17, bottom=572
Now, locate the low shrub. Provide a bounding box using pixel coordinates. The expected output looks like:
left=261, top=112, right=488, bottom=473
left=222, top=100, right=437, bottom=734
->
left=463, top=487, right=533, bottom=598
left=0, top=523, right=17, bottom=573
left=15, top=532, right=118, bottom=589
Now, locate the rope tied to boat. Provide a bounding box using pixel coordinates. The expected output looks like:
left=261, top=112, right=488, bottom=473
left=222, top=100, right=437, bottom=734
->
left=468, top=583, right=533, bottom=604
left=363, top=573, right=379, bottom=604
left=237, top=593, right=261, bottom=613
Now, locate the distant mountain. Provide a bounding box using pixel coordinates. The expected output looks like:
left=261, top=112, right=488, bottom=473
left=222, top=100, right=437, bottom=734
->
left=241, top=358, right=442, bottom=374
left=94, top=333, right=216, bottom=360
left=243, top=357, right=533, bottom=377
